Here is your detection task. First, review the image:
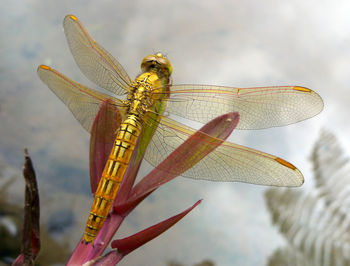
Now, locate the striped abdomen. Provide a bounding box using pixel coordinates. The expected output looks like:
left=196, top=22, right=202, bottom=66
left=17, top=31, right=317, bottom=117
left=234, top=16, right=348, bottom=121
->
left=83, top=115, right=141, bottom=243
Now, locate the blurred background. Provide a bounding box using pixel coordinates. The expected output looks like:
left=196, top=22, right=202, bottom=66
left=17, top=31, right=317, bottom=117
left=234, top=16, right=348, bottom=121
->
left=0, top=0, right=349, bottom=265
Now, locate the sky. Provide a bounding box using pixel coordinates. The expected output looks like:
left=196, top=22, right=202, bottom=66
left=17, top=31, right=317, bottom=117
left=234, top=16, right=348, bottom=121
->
left=0, top=0, right=349, bottom=265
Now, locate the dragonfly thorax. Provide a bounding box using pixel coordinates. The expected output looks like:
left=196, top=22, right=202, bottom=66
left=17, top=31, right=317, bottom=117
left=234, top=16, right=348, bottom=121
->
left=125, top=72, right=163, bottom=118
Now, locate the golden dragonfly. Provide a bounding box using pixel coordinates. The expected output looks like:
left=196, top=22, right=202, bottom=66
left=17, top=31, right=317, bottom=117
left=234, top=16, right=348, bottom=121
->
left=37, top=15, right=323, bottom=243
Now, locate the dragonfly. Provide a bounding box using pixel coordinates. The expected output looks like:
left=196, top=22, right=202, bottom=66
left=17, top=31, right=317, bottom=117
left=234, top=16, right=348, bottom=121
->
left=37, top=15, right=323, bottom=244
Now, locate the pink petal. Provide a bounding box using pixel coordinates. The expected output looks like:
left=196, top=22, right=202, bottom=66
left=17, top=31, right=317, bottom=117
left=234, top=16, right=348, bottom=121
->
left=111, top=200, right=202, bottom=255
left=66, top=240, right=92, bottom=266
left=90, top=250, right=124, bottom=265
left=67, top=213, right=124, bottom=264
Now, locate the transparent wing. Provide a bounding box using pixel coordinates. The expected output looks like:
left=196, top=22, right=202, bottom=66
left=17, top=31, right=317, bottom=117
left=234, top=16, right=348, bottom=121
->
left=37, top=65, right=127, bottom=132
left=144, top=116, right=304, bottom=186
left=63, top=15, right=132, bottom=95
left=156, top=85, right=323, bottom=129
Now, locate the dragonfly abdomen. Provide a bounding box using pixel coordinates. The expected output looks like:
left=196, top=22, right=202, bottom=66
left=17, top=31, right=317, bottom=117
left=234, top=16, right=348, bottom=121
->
left=83, top=114, right=141, bottom=243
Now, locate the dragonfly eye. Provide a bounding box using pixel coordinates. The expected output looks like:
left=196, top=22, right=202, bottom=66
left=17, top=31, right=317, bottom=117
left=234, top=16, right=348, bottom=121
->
left=141, top=53, right=173, bottom=77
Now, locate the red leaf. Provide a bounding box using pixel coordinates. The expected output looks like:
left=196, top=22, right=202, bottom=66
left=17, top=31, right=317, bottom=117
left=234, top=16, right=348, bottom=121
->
left=90, top=99, right=122, bottom=193
left=115, top=112, right=239, bottom=213
left=13, top=149, right=40, bottom=265
left=111, top=200, right=202, bottom=254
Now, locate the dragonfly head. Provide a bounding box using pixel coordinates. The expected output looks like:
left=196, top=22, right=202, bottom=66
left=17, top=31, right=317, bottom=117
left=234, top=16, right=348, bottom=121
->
left=141, top=52, right=173, bottom=79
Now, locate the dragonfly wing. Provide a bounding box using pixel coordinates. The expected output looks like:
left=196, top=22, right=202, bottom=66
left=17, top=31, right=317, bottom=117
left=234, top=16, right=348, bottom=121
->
left=158, top=85, right=323, bottom=129
left=37, top=65, right=127, bottom=132
left=63, top=15, right=132, bottom=95
left=144, top=116, right=303, bottom=187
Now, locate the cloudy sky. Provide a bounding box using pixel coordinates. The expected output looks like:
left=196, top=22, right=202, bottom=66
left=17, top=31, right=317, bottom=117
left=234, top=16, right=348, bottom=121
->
left=1, top=0, right=349, bottom=265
